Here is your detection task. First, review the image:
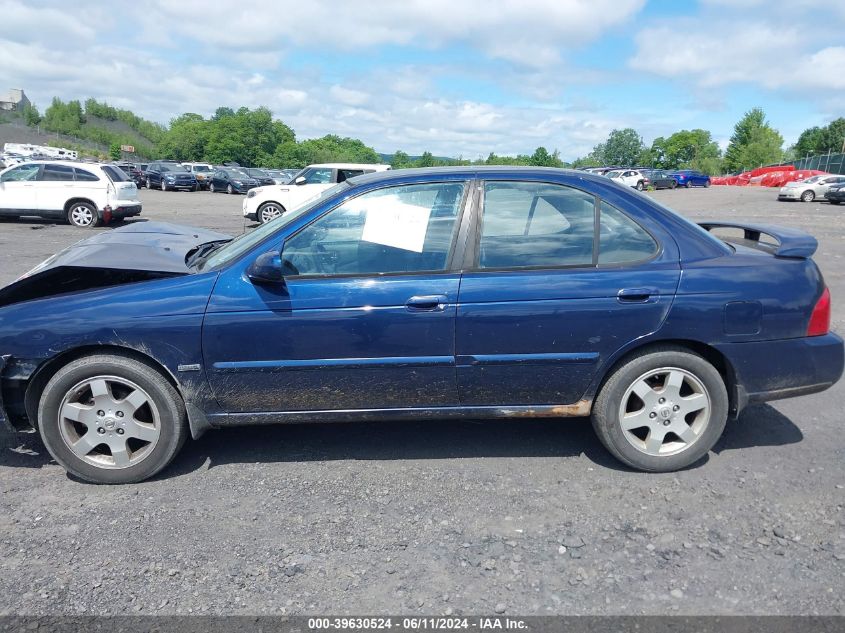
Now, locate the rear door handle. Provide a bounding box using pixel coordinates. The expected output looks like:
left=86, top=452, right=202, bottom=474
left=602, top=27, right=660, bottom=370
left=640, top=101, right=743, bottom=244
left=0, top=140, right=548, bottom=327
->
left=617, top=288, right=659, bottom=303
left=406, top=295, right=448, bottom=311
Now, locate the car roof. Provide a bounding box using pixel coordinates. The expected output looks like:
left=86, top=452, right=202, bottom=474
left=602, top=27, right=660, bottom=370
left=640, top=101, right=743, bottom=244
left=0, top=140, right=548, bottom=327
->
left=308, top=163, right=392, bottom=170
left=347, top=165, right=617, bottom=187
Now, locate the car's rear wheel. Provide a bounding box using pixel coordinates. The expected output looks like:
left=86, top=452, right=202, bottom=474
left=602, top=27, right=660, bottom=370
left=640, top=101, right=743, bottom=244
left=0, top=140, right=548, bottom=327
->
left=227, top=184, right=233, bottom=194
left=38, top=354, right=188, bottom=484
left=258, top=202, right=285, bottom=224
left=591, top=346, right=728, bottom=472
left=801, top=190, right=815, bottom=202
left=704, top=180, right=711, bottom=188
left=670, top=181, right=677, bottom=189
left=636, top=181, right=644, bottom=191
left=191, top=185, right=197, bottom=192
left=685, top=180, right=692, bottom=188
left=67, top=202, right=99, bottom=228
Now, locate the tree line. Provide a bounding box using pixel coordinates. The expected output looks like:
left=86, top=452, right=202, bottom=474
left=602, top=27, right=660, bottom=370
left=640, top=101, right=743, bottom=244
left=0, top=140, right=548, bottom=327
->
left=16, top=97, right=845, bottom=175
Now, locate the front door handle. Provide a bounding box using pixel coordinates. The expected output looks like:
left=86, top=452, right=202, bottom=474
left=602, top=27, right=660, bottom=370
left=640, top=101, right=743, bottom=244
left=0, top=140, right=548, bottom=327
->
left=406, top=295, right=448, bottom=311
left=617, top=288, right=659, bottom=303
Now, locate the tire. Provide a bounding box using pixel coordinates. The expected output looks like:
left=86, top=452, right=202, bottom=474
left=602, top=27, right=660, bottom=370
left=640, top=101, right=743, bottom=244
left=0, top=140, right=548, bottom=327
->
left=258, top=202, right=285, bottom=224
left=829, top=200, right=840, bottom=205
left=145, top=178, right=151, bottom=189
left=670, top=181, right=677, bottom=189
left=685, top=180, right=692, bottom=188
left=191, top=185, right=198, bottom=192
left=209, top=182, right=215, bottom=193
left=591, top=346, right=728, bottom=472
left=66, top=202, right=100, bottom=228
left=801, top=190, right=815, bottom=202
left=161, top=180, right=167, bottom=192
left=227, top=184, right=233, bottom=194
left=704, top=180, right=711, bottom=188
left=37, top=354, right=188, bottom=484
left=635, top=181, right=644, bottom=191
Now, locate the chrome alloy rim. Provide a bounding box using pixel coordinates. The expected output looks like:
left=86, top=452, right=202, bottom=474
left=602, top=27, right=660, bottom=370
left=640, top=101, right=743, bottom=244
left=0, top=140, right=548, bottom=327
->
left=618, top=367, right=711, bottom=457
left=260, top=204, right=283, bottom=222
left=69, top=205, right=94, bottom=227
left=58, top=376, right=161, bottom=469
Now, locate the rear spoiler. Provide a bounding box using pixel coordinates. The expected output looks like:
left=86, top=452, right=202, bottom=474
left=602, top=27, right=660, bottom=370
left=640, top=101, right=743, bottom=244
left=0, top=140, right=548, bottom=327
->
left=698, top=221, right=818, bottom=259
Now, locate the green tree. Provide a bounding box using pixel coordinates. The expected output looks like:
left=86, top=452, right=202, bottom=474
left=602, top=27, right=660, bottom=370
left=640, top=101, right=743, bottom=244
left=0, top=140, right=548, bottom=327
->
left=109, top=143, right=122, bottom=161
left=528, top=146, right=564, bottom=167
left=22, top=103, right=41, bottom=126
left=390, top=150, right=412, bottom=169
left=724, top=108, right=783, bottom=172
left=595, top=129, right=644, bottom=166
left=650, top=129, right=721, bottom=173
left=793, top=126, right=824, bottom=158
left=42, top=98, right=85, bottom=135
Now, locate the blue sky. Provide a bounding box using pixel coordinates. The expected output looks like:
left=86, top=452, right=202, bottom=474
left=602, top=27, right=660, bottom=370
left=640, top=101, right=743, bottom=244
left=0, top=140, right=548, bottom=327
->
left=2, top=0, right=844, bottom=159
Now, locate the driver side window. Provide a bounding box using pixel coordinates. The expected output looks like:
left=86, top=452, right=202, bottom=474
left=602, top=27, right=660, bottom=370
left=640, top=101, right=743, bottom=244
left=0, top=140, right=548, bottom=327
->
left=282, top=182, right=465, bottom=276
left=1, top=164, right=40, bottom=182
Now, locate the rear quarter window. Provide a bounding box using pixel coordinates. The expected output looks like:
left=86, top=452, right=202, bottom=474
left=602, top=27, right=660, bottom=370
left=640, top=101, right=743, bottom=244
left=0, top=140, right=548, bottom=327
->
left=101, top=166, right=129, bottom=182
left=74, top=169, right=101, bottom=182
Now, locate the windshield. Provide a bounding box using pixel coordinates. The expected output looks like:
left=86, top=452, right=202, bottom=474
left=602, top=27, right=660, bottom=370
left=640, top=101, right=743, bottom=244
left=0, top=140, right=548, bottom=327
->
left=606, top=170, right=622, bottom=178
left=193, top=165, right=211, bottom=172
left=161, top=164, right=187, bottom=173
left=200, top=182, right=351, bottom=270
left=248, top=169, right=269, bottom=177
left=222, top=169, right=246, bottom=178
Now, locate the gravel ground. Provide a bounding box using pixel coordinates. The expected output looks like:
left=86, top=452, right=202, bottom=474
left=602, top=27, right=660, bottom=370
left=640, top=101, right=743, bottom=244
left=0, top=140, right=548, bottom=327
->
left=0, top=185, right=843, bottom=616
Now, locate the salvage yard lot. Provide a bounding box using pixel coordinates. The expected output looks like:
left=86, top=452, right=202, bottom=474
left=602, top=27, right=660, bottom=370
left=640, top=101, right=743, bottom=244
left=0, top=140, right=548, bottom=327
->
left=0, top=185, right=843, bottom=615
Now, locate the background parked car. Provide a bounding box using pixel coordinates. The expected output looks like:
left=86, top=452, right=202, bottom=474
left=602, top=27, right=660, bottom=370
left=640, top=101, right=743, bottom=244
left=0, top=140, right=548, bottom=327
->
left=243, top=162, right=391, bottom=223
left=145, top=161, right=198, bottom=191
left=606, top=169, right=649, bottom=191
left=209, top=168, right=259, bottom=194
left=779, top=174, right=845, bottom=202
left=642, top=169, right=678, bottom=190
left=243, top=168, right=276, bottom=187
left=183, top=163, right=215, bottom=190
left=824, top=182, right=845, bottom=205
left=668, top=169, right=711, bottom=188
left=266, top=168, right=299, bottom=184
left=0, top=160, right=141, bottom=227
left=113, top=162, right=145, bottom=188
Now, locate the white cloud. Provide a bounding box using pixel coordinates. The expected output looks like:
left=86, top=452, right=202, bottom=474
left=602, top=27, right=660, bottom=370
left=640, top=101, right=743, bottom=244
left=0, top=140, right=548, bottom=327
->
left=629, top=3, right=845, bottom=94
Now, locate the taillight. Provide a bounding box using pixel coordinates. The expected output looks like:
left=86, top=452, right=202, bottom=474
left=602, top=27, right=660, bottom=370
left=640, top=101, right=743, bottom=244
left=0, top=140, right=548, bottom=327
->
left=807, top=287, right=831, bottom=336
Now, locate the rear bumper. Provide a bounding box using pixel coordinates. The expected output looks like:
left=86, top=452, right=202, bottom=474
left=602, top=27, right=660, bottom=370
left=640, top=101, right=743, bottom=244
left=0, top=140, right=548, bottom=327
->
left=716, top=333, right=844, bottom=415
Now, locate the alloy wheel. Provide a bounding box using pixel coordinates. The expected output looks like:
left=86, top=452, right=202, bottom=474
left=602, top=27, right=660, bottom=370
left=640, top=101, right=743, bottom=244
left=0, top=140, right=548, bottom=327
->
left=259, top=203, right=283, bottom=223
left=617, top=367, right=711, bottom=457
left=58, top=376, right=161, bottom=469
left=69, top=204, right=95, bottom=227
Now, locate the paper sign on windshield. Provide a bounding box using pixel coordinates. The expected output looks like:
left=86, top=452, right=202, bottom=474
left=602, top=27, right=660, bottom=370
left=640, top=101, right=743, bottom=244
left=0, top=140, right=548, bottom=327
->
left=361, top=197, right=431, bottom=253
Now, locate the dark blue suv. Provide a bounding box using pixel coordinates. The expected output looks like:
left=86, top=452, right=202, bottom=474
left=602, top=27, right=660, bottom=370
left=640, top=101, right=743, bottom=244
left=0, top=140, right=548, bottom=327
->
left=0, top=167, right=840, bottom=483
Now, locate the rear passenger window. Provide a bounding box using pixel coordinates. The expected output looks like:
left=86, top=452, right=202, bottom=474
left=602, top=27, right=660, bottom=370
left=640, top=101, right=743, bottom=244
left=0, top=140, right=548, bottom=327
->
left=479, top=182, right=595, bottom=268
left=598, top=201, right=658, bottom=264
left=40, top=164, right=75, bottom=181
left=74, top=169, right=100, bottom=182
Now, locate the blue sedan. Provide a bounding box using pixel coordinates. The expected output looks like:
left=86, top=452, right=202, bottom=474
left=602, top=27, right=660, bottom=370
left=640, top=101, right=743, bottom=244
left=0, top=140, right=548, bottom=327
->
left=668, top=169, right=712, bottom=188
left=0, top=167, right=840, bottom=483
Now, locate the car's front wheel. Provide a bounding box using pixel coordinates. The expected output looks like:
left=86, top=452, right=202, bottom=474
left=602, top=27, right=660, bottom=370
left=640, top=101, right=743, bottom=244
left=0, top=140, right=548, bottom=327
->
left=227, top=184, right=233, bottom=194
left=258, top=201, right=285, bottom=224
left=591, top=346, right=728, bottom=472
left=145, top=178, right=151, bottom=189
left=685, top=180, right=692, bottom=188
left=161, top=180, right=168, bottom=192
left=830, top=200, right=840, bottom=205
left=38, top=354, right=188, bottom=484
left=801, top=190, right=815, bottom=202
left=704, top=180, right=711, bottom=188
left=67, top=202, right=100, bottom=228
left=209, top=182, right=216, bottom=193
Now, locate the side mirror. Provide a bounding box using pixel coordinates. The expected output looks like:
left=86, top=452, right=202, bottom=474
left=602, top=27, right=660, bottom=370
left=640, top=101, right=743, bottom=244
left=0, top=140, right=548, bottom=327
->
left=246, top=251, right=285, bottom=284
left=294, top=176, right=306, bottom=185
